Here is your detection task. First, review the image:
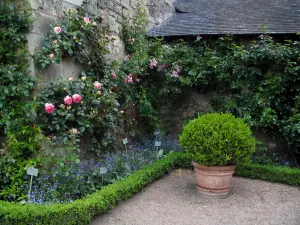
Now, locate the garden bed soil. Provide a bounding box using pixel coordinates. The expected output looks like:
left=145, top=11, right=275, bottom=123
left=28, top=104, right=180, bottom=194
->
left=92, top=169, right=300, bottom=225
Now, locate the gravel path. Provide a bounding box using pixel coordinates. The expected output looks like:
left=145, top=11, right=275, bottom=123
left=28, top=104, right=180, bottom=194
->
left=92, top=169, right=300, bottom=225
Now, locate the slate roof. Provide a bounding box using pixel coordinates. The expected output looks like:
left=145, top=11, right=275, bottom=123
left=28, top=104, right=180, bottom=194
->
left=147, top=0, right=300, bottom=36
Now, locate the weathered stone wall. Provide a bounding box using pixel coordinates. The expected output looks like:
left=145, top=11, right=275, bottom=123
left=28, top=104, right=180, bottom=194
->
left=22, top=0, right=174, bottom=83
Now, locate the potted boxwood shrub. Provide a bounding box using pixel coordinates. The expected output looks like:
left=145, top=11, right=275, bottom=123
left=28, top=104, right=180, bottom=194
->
left=180, top=113, right=255, bottom=198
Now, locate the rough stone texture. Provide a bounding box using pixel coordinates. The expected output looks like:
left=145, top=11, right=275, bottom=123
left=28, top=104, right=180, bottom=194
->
left=92, top=169, right=300, bottom=225
left=31, top=11, right=56, bottom=34
left=41, top=63, right=64, bottom=85
left=107, top=36, right=126, bottom=61
left=27, top=0, right=44, bottom=10
left=64, top=0, right=84, bottom=6
left=147, top=0, right=175, bottom=30
left=26, top=33, right=45, bottom=78
left=26, top=33, right=45, bottom=55
left=43, top=0, right=62, bottom=16
left=62, top=57, right=83, bottom=79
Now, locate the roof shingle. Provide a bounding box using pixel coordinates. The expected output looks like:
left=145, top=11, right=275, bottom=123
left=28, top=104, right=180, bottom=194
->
left=147, top=0, right=300, bottom=36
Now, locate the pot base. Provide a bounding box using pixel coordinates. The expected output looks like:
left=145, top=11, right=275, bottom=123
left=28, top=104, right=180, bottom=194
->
left=196, top=185, right=229, bottom=198
left=193, top=162, right=236, bottom=198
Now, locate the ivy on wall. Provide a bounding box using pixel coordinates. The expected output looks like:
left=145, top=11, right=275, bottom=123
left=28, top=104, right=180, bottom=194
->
left=0, top=2, right=41, bottom=201
left=0, top=2, right=41, bottom=157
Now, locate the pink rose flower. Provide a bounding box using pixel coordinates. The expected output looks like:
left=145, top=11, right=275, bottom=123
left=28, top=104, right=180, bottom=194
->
left=54, top=26, right=62, bottom=34
left=94, top=81, right=102, bottom=89
left=124, top=74, right=133, bottom=83
left=175, top=65, right=181, bottom=73
left=45, top=103, right=55, bottom=113
left=124, top=55, right=130, bottom=62
left=49, top=53, right=55, bottom=59
left=171, top=71, right=179, bottom=78
left=64, top=95, right=73, bottom=105
left=135, top=78, right=140, bottom=83
left=72, top=94, right=82, bottom=103
left=112, top=71, right=117, bottom=79
left=83, top=16, right=90, bottom=24
left=53, top=40, right=58, bottom=44
left=150, top=58, right=158, bottom=69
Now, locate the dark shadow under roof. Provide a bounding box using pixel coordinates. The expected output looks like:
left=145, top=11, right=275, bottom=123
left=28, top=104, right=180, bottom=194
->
left=147, top=0, right=300, bottom=36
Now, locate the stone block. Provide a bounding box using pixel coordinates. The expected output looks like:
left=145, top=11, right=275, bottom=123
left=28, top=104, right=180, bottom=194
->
left=116, top=15, right=123, bottom=23
left=43, top=0, right=63, bottom=16
left=41, top=63, right=64, bottom=86
left=114, top=4, right=123, bottom=16
left=62, top=1, right=78, bottom=12
left=62, top=57, right=83, bottom=79
left=63, top=0, right=84, bottom=6
left=32, top=11, right=56, bottom=35
left=105, top=15, right=121, bottom=34
left=83, top=0, right=98, bottom=15
left=106, top=36, right=125, bottom=61
left=122, top=7, right=131, bottom=19
left=28, top=57, right=36, bottom=78
left=26, top=33, right=45, bottom=55
left=108, top=10, right=118, bottom=19
left=121, top=0, right=130, bottom=9
left=146, top=17, right=156, bottom=31
left=106, top=1, right=115, bottom=10
left=28, top=0, right=44, bottom=10
left=147, top=0, right=175, bottom=27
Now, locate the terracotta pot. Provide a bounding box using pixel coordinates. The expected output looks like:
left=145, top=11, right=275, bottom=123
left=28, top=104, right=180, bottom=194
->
left=192, top=162, right=236, bottom=198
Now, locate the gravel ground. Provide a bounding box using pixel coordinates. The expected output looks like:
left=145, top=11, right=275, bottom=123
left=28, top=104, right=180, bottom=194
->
left=92, top=169, right=300, bottom=225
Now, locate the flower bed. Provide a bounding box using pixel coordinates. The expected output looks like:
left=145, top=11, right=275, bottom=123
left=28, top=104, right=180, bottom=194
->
left=27, top=141, right=181, bottom=204
left=1, top=152, right=300, bottom=225
left=0, top=152, right=188, bottom=225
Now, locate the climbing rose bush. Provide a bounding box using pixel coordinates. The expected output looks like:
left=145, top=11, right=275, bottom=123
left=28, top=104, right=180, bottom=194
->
left=36, top=9, right=107, bottom=69
left=37, top=76, right=119, bottom=151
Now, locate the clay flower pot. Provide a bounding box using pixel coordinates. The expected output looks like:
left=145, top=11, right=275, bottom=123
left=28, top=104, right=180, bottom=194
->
left=192, top=162, right=236, bottom=198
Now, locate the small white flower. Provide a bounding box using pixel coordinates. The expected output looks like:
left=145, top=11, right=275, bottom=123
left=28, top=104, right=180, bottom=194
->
left=70, top=128, right=78, bottom=135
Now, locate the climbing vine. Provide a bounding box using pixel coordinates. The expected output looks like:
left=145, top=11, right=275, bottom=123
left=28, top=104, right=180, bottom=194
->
left=118, top=10, right=300, bottom=158
left=36, top=7, right=110, bottom=79
left=0, top=2, right=42, bottom=200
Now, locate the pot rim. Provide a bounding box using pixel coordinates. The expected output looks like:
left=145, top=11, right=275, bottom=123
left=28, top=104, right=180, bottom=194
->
left=192, top=161, right=236, bottom=171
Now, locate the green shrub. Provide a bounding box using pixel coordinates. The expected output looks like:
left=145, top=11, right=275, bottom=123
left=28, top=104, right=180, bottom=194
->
left=236, top=163, right=300, bottom=186
left=180, top=113, right=256, bottom=166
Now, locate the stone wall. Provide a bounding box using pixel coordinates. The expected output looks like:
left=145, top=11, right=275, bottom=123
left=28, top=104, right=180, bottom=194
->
left=21, top=0, right=174, bottom=83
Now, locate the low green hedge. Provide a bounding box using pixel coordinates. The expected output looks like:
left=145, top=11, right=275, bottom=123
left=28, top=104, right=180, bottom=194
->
left=236, top=163, right=300, bottom=186
left=0, top=152, right=189, bottom=225
left=179, top=154, right=300, bottom=186
left=1, top=152, right=299, bottom=225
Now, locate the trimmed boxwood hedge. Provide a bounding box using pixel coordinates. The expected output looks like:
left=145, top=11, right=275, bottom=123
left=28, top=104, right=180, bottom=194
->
left=0, top=152, right=190, bottom=225
left=1, top=152, right=300, bottom=225
left=235, top=163, right=300, bottom=186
